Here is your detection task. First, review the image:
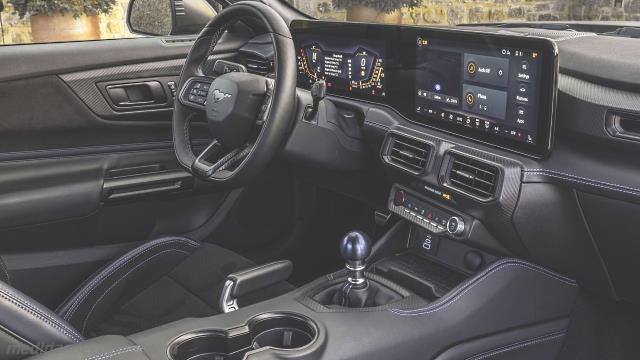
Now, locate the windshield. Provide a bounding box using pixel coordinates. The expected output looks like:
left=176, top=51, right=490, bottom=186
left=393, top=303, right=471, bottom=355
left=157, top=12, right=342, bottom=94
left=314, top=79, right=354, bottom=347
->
left=285, top=0, right=640, bottom=27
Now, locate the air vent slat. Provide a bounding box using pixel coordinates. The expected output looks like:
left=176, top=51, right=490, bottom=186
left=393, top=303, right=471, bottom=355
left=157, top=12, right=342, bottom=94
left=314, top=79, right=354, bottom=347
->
left=245, top=57, right=273, bottom=76
left=446, top=154, right=499, bottom=200
left=452, top=160, right=496, bottom=178
left=390, top=156, right=424, bottom=171
left=384, top=134, right=430, bottom=174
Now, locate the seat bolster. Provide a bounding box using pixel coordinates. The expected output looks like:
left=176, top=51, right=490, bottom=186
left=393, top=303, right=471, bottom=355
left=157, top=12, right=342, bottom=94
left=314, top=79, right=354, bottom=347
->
left=0, top=281, right=83, bottom=355
left=56, top=237, right=201, bottom=336
left=27, top=335, right=147, bottom=360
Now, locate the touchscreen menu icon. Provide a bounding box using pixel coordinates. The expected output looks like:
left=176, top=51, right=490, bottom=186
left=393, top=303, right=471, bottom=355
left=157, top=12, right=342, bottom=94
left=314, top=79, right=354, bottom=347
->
left=463, top=54, right=510, bottom=88
left=462, top=84, right=507, bottom=120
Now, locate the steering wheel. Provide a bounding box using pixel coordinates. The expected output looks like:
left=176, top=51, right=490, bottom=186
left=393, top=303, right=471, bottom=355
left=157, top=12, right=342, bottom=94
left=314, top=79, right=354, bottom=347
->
left=172, top=1, right=296, bottom=186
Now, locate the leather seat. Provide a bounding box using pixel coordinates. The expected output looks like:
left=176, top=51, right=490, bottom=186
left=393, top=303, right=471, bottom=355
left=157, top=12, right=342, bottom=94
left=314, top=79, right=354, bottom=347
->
left=0, top=237, right=292, bottom=356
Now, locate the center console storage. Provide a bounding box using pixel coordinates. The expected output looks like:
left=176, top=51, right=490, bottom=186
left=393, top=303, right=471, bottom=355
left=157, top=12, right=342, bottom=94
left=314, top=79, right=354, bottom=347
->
left=168, top=313, right=317, bottom=360
left=29, top=221, right=580, bottom=360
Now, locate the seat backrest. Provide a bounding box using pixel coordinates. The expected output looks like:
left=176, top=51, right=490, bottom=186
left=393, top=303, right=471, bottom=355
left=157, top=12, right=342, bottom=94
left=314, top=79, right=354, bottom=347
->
left=0, top=280, right=83, bottom=359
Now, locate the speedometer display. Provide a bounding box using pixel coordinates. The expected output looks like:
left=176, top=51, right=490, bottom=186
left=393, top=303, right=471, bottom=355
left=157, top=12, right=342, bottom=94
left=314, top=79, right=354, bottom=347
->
left=295, top=36, right=386, bottom=98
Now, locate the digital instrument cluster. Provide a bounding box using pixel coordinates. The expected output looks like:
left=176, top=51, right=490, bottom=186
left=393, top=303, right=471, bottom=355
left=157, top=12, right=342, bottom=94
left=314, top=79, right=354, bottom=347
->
left=291, top=21, right=557, bottom=158
left=295, top=35, right=386, bottom=98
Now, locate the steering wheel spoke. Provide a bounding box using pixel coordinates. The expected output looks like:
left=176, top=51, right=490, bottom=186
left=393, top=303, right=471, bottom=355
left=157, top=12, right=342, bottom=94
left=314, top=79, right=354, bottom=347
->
left=192, top=140, right=252, bottom=179
left=178, top=76, right=215, bottom=111
left=256, top=77, right=275, bottom=126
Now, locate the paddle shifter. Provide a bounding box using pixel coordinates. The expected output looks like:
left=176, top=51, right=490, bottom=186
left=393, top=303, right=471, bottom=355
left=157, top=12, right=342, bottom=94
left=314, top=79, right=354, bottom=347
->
left=340, top=230, right=372, bottom=289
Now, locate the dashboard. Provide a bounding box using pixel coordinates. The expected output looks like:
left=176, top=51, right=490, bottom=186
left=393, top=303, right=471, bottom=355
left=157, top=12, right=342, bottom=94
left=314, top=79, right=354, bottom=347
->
left=238, top=12, right=640, bottom=308
left=291, top=20, right=558, bottom=158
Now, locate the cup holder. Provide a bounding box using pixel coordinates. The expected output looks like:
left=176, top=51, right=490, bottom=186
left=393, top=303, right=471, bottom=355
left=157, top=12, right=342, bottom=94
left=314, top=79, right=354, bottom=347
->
left=169, top=313, right=317, bottom=360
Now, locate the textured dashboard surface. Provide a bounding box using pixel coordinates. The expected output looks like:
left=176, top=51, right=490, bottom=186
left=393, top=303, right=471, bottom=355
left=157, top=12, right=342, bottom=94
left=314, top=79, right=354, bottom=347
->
left=559, top=74, right=640, bottom=112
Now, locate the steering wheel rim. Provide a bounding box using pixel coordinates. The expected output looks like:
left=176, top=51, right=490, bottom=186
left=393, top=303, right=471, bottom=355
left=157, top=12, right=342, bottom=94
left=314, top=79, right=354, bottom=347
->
left=172, top=1, right=296, bottom=186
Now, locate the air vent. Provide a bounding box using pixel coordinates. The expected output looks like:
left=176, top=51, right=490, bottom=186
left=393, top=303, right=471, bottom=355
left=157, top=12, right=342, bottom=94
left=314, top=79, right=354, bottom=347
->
left=385, top=134, right=430, bottom=174
left=245, top=56, right=273, bottom=76
left=445, top=153, right=499, bottom=200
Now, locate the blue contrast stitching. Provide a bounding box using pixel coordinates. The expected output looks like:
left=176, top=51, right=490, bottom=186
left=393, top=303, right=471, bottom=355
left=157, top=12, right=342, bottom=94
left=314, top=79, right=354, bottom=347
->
left=465, top=331, right=566, bottom=360
left=391, top=259, right=575, bottom=316
left=61, top=237, right=199, bottom=322
left=525, top=169, right=640, bottom=195
left=84, top=346, right=143, bottom=360
left=80, top=249, right=191, bottom=333
left=0, top=289, right=83, bottom=342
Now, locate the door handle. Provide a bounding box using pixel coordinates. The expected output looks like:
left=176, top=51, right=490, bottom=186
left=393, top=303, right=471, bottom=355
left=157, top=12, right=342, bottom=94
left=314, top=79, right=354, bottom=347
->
left=106, top=81, right=167, bottom=108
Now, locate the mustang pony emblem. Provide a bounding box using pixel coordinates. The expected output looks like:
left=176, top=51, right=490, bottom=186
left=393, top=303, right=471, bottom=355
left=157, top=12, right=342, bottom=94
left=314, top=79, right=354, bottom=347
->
left=211, top=89, right=232, bottom=103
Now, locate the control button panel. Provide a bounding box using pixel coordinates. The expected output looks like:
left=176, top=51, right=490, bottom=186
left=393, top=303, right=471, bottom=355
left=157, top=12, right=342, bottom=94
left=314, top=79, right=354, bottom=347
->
left=186, top=81, right=210, bottom=105
left=167, top=81, right=177, bottom=98
left=388, top=185, right=467, bottom=237
left=179, top=78, right=213, bottom=108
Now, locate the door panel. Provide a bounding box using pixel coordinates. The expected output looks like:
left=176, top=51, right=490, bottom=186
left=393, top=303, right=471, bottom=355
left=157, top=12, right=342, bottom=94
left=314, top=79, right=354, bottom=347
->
left=0, top=36, right=233, bottom=306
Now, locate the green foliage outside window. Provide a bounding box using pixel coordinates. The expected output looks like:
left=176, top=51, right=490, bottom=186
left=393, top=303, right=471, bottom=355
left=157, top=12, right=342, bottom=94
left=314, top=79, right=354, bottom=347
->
left=8, top=0, right=118, bottom=19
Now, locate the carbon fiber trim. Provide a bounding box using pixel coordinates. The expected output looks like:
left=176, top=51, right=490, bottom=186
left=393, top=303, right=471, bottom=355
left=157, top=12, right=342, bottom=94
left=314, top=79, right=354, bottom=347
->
left=59, top=59, right=185, bottom=117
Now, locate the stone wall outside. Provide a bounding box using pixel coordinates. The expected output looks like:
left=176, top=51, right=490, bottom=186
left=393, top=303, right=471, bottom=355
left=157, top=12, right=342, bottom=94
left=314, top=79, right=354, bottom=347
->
left=289, top=0, right=640, bottom=25
left=1, top=0, right=136, bottom=45
left=3, top=0, right=640, bottom=45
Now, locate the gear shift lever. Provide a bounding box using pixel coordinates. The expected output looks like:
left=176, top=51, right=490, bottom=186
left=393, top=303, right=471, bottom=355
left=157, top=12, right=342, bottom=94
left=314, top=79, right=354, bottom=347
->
left=318, top=230, right=402, bottom=308
left=340, top=230, right=372, bottom=289
left=303, top=80, right=326, bottom=121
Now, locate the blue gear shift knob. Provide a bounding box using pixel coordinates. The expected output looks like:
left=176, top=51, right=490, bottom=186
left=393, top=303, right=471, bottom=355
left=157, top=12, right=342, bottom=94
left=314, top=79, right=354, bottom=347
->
left=340, top=231, right=371, bottom=289
left=340, top=231, right=372, bottom=262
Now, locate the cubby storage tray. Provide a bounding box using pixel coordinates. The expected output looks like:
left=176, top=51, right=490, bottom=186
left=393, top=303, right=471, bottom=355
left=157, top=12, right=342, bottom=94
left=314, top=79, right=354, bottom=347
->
left=168, top=312, right=318, bottom=360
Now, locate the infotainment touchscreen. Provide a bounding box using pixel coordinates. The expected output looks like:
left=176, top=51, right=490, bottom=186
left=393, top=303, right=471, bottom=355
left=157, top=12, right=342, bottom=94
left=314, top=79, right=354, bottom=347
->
left=414, top=37, right=541, bottom=145
left=295, top=35, right=386, bottom=98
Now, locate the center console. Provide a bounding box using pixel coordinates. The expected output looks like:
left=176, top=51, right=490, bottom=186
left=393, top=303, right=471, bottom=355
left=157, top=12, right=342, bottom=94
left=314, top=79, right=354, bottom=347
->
left=33, top=221, right=579, bottom=360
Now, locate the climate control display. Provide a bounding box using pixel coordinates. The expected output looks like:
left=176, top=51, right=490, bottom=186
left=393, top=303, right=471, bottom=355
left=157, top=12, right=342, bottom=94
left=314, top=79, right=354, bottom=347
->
left=389, top=187, right=465, bottom=237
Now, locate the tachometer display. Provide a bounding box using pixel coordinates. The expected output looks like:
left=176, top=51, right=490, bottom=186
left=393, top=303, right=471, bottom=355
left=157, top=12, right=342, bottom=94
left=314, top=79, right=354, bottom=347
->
left=295, top=36, right=386, bottom=98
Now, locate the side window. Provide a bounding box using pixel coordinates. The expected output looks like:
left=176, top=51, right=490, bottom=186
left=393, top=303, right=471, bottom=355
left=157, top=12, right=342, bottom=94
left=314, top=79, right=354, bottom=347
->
left=0, top=0, right=218, bottom=46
